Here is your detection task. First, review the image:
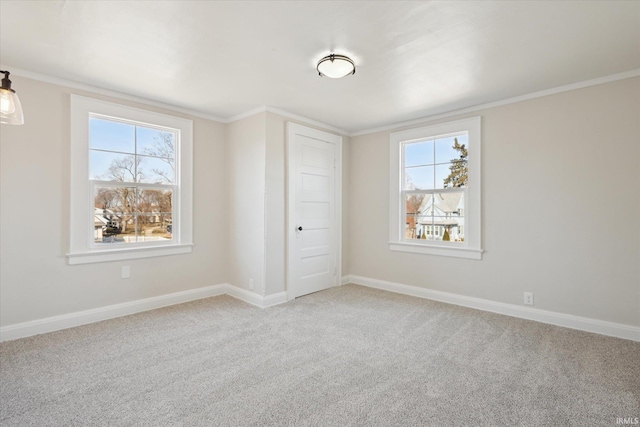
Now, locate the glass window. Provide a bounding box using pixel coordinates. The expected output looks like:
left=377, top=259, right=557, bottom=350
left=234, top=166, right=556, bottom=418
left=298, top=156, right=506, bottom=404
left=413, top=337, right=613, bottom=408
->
left=69, top=95, right=193, bottom=264
left=389, top=117, right=482, bottom=259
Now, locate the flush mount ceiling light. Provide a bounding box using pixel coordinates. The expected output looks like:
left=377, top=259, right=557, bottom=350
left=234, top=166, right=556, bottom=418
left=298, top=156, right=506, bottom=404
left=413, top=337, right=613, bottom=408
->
left=317, top=54, right=356, bottom=79
left=0, top=70, right=24, bottom=125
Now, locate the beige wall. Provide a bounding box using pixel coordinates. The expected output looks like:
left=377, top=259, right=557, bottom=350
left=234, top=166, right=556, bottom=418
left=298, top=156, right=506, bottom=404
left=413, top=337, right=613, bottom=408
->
left=264, top=113, right=286, bottom=295
left=4, top=73, right=635, bottom=330
left=227, top=113, right=267, bottom=293
left=348, top=77, right=640, bottom=327
left=0, top=76, right=229, bottom=326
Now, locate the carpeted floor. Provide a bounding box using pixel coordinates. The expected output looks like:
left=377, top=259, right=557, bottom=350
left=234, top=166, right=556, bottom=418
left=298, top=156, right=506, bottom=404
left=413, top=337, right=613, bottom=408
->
left=1, top=284, right=638, bottom=426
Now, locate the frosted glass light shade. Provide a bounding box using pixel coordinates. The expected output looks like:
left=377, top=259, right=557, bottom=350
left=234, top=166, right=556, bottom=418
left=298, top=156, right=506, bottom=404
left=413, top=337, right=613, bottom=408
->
left=317, top=54, right=356, bottom=79
left=0, top=88, right=24, bottom=125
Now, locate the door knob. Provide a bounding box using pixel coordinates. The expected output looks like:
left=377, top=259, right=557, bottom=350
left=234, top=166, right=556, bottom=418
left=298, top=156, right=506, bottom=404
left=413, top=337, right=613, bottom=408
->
left=297, top=226, right=303, bottom=231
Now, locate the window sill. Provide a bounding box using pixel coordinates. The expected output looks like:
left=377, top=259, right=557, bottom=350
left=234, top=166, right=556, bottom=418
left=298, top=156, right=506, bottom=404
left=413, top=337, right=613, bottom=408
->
left=67, top=244, right=193, bottom=265
left=389, top=242, right=483, bottom=260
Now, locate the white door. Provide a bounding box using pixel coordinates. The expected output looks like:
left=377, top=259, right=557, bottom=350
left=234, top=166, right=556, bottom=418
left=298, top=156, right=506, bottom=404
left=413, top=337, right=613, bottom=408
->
left=287, top=123, right=341, bottom=299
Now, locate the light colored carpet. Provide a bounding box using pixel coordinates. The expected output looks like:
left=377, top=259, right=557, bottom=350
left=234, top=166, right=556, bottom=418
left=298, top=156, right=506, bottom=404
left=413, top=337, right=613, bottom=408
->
left=1, top=284, right=638, bottom=426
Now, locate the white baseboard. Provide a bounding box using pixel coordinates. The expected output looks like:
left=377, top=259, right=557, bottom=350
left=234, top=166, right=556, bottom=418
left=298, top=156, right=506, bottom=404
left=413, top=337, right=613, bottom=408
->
left=263, top=291, right=288, bottom=308
left=0, top=284, right=287, bottom=342
left=343, top=275, right=640, bottom=342
left=6, top=277, right=635, bottom=343
left=225, top=286, right=288, bottom=308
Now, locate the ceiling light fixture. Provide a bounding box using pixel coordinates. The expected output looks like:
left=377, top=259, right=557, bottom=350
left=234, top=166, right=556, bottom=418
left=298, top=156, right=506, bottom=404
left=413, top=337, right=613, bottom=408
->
left=317, top=54, right=356, bottom=79
left=0, top=70, right=24, bottom=125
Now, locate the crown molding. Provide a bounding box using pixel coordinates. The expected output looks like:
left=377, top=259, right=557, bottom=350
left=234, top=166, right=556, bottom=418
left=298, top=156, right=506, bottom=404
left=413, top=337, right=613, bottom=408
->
left=226, top=106, right=268, bottom=123
left=1, top=65, right=227, bottom=123
left=5, top=64, right=349, bottom=135
left=225, top=105, right=349, bottom=136
left=350, top=68, right=640, bottom=137
left=5, top=64, right=637, bottom=138
left=265, top=106, right=349, bottom=136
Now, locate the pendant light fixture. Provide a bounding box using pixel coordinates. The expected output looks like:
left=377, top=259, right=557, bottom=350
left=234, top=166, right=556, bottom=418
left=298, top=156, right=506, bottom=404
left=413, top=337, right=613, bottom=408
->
left=0, top=70, right=24, bottom=125
left=317, top=54, right=356, bottom=79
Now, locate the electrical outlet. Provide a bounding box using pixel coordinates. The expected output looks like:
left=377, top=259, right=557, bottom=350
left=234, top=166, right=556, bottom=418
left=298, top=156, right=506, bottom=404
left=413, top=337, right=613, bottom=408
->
left=121, top=266, right=130, bottom=279
left=524, top=292, right=534, bottom=306
left=249, top=278, right=254, bottom=290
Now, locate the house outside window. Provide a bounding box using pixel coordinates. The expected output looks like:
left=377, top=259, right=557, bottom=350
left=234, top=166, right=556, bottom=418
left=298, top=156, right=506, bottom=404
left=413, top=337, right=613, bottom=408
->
left=389, top=117, right=482, bottom=260
left=69, top=95, right=193, bottom=265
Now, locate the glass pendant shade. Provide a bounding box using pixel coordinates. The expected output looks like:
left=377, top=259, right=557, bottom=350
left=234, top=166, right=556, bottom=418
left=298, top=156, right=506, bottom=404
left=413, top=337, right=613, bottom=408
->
left=0, top=71, right=24, bottom=125
left=317, top=54, right=356, bottom=79
left=0, top=88, right=24, bottom=125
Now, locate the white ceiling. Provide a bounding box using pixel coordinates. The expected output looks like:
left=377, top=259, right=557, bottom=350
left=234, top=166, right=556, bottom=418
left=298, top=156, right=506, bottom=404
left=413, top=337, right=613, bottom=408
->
left=1, top=1, right=639, bottom=133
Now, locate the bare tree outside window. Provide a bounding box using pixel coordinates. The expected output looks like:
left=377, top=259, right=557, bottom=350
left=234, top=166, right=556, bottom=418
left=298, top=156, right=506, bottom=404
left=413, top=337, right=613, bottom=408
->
left=142, top=132, right=175, bottom=184
left=91, top=119, right=176, bottom=244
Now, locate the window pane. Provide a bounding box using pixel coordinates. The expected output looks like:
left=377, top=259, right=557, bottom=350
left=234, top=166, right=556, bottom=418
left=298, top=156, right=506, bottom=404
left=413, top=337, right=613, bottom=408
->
left=404, top=140, right=433, bottom=167
left=89, top=117, right=135, bottom=153
left=433, top=216, right=464, bottom=242
left=94, top=186, right=174, bottom=245
left=138, top=188, right=173, bottom=214
left=94, top=186, right=136, bottom=244
left=90, top=151, right=139, bottom=182
left=405, top=194, right=429, bottom=240
left=137, top=126, right=175, bottom=160
left=136, top=214, right=173, bottom=242
left=416, top=214, right=435, bottom=240
left=404, top=166, right=433, bottom=190
left=435, top=136, right=460, bottom=164
left=406, top=213, right=434, bottom=240
left=138, top=156, right=175, bottom=184
left=137, top=189, right=173, bottom=242
left=442, top=159, right=467, bottom=188
left=433, top=192, right=464, bottom=216
left=435, top=163, right=453, bottom=189
left=437, top=134, right=468, bottom=187
left=405, top=193, right=424, bottom=240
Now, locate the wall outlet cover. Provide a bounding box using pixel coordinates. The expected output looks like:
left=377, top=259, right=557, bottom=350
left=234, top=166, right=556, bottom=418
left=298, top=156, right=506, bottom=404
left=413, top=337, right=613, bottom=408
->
left=524, top=292, right=534, bottom=305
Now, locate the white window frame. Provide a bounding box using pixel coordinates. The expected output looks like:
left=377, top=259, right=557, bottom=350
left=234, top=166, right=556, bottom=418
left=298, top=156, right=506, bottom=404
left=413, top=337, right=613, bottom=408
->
left=68, top=95, right=193, bottom=265
left=389, top=116, right=482, bottom=260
